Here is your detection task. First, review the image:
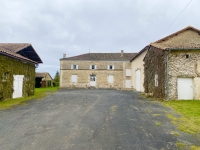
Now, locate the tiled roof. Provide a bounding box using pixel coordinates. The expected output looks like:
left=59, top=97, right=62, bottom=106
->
left=151, top=43, right=200, bottom=50
left=61, top=53, right=137, bottom=61
left=155, top=26, right=200, bottom=43
left=0, top=43, right=31, bottom=52
left=35, top=72, right=48, bottom=78
left=35, top=72, right=53, bottom=80
left=0, top=43, right=41, bottom=64
left=130, top=45, right=150, bottom=62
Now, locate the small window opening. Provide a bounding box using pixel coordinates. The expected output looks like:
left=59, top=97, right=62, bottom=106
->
left=109, top=65, right=113, bottom=70
left=2, top=72, right=9, bottom=81
left=186, top=54, right=189, bottom=58
left=73, top=65, right=77, bottom=69
left=91, top=65, right=95, bottom=69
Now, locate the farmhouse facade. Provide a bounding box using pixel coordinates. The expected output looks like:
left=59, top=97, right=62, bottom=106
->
left=0, top=43, right=42, bottom=100
left=144, top=26, right=200, bottom=100
left=60, top=51, right=136, bottom=89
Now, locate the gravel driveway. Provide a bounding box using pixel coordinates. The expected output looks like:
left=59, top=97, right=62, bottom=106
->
left=0, top=89, right=198, bottom=150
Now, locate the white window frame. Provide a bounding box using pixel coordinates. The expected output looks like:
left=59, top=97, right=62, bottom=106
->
left=108, top=65, right=114, bottom=70
left=71, top=64, right=78, bottom=70
left=71, top=75, right=77, bottom=83
left=90, top=65, right=96, bottom=70
left=155, top=74, right=158, bottom=87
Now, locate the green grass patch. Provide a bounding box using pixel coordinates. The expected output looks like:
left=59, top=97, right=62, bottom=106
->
left=163, top=100, right=200, bottom=134
left=152, top=114, right=161, bottom=117
left=0, top=87, right=58, bottom=109
left=155, top=121, right=162, bottom=126
left=190, top=145, right=200, bottom=150
left=176, top=142, right=186, bottom=149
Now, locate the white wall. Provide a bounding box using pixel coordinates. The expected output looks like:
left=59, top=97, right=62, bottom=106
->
left=131, top=50, right=147, bottom=92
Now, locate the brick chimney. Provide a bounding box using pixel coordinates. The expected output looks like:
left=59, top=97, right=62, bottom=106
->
left=121, top=50, right=124, bottom=57
left=63, top=54, right=66, bottom=58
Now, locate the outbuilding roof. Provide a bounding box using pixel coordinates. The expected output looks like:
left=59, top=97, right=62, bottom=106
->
left=60, top=52, right=137, bottom=61
left=0, top=43, right=43, bottom=64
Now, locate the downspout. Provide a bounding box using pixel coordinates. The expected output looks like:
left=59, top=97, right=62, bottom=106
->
left=165, top=49, right=171, bottom=101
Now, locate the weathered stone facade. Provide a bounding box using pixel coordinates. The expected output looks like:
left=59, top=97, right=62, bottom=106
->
left=60, top=60, right=132, bottom=89
left=144, top=26, right=200, bottom=100
left=168, top=51, right=200, bottom=99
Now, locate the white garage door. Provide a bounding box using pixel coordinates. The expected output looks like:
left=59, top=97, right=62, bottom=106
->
left=13, top=75, right=24, bottom=99
left=178, top=78, right=193, bottom=100
left=136, top=70, right=140, bottom=91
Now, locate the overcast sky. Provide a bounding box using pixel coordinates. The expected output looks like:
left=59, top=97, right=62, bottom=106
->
left=0, top=0, right=199, bottom=77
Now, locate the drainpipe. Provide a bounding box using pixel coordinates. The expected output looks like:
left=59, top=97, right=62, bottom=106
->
left=165, top=49, right=171, bottom=101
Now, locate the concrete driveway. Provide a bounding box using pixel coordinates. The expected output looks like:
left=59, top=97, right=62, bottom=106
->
left=0, top=89, right=198, bottom=150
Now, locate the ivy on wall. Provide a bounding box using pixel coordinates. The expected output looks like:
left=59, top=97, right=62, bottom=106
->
left=0, top=55, right=35, bottom=101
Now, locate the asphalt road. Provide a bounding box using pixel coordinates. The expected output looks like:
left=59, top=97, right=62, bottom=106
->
left=0, top=89, right=198, bottom=150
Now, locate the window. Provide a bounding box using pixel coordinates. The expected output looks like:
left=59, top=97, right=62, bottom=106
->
left=71, top=75, right=77, bottom=83
left=186, top=54, right=189, bottom=58
left=26, top=75, right=30, bottom=81
left=126, top=69, right=132, bottom=76
left=108, top=75, right=114, bottom=83
left=90, top=65, right=96, bottom=70
left=108, top=65, right=114, bottom=70
left=2, top=72, right=8, bottom=81
left=71, top=64, right=78, bottom=69
left=155, top=74, right=158, bottom=87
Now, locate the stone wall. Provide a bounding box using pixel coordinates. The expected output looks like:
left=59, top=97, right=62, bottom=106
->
left=144, top=46, right=166, bottom=98
left=168, top=51, right=200, bottom=99
left=60, top=60, right=131, bottom=89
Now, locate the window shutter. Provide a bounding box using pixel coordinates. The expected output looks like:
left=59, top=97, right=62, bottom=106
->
left=76, top=65, right=78, bottom=69
left=113, top=65, right=115, bottom=70
left=71, top=65, right=73, bottom=69
left=95, top=65, right=97, bottom=69
left=90, top=65, right=91, bottom=69
left=107, top=65, right=109, bottom=70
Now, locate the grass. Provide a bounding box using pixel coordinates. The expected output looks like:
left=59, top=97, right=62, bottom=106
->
left=176, top=142, right=186, bottom=149
left=0, top=87, right=58, bottom=109
left=155, top=121, right=162, bottom=126
left=163, top=100, right=200, bottom=134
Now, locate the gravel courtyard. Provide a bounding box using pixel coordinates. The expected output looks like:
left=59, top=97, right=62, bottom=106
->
left=0, top=89, right=198, bottom=150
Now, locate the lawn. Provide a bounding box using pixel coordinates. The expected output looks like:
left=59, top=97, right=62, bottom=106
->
left=163, top=100, right=200, bottom=134
left=0, top=87, right=58, bottom=109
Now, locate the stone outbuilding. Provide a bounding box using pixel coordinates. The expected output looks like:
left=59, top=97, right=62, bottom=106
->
left=60, top=51, right=137, bottom=89
left=35, top=72, right=53, bottom=88
left=0, top=43, right=42, bottom=100
left=144, top=26, right=200, bottom=100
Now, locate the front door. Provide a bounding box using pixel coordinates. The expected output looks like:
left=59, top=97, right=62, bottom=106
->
left=126, top=80, right=131, bottom=88
left=178, top=78, right=193, bottom=100
left=90, top=75, right=96, bottom=86
left=13, top=75, right=24, bottom=99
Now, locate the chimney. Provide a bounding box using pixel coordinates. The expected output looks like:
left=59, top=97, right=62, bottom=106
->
left=63, top=54, right=66, bottom=58
left=121, top=50, right=124, bottom=57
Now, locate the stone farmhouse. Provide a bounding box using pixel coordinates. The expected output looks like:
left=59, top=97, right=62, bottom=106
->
left=144, top=26, right=200, bottom=100
left=60, top=51, right=136, bottom=89
left=0, top=43, right=42, bottom=100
